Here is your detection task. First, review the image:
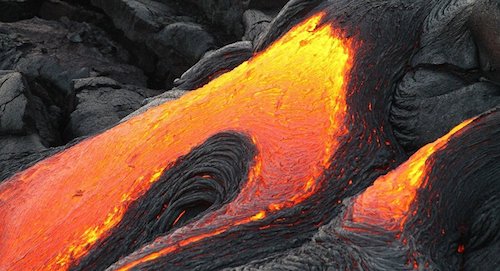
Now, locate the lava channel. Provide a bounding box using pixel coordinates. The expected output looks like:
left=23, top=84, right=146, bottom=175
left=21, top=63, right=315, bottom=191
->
left=0, top=13, right=354, bottom=271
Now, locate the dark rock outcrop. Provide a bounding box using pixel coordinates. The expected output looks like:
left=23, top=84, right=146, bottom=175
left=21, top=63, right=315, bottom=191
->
left=0, top=17, right=147, bottom=89
left=390, top=69, right=500, bottom=151
left=0, top=71, right=59, bottom=146
left=39, top=0, right=104, bottom=24
left=90, top=0, right=216, bottom=88
left=174, top=41, right=253, bottom=90
left=0, top=71, right=60, bottom=179
left=242, top=10, right=272, bottom=44
left=65, top=76, right=160, bottom=139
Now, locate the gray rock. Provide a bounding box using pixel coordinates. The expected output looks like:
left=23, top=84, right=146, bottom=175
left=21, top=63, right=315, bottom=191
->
left=65, top=77, right=160, bottom=138
left=0, top=72, right=28, bottom=134
left=242, top=10, right=272, bottom=44
left=147, top=22, right=216, bottom=87
left=0, top=135, right=47, bottom=178
left=0, top=17, right=147, bottom=89
left=150, top=22, right=215, bottom=62
left=91, top=0, right=216, bottom=88
left=182, top=0, right=247, bottom=36
left=468, top=0, right=500, bottom=82
left=411, top=0, right=479, bottom=70
left=123, top=89, right=188, bottom=121
left=91, top=0, right=174, bottom=41
left=39, top=0, right=104, bottom=24
left=390, top=69, right=500, bottom=151
left=174, top=41, right=253, bottom=90
left=0, top=71, right=59, bottom=145
left=0, top=71, right=65, bottom=181
left=0, top=0, right=41, bottom=22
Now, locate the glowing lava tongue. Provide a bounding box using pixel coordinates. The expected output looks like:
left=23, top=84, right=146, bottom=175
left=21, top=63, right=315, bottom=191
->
left=0, top=13, right=352, bottom=270
left=348, top=118, right=475, bottom=231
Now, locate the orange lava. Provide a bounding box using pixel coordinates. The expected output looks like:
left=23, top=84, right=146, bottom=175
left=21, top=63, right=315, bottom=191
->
left=0, top=13, right=353, bottom=271
left=347, top=118, right=475, bottom=231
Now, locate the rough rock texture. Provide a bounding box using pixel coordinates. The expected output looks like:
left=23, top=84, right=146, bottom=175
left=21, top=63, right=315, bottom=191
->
left=0, top=71, right=59, bottom=145
left=390, top=69, right=500, bottom=151
left=90, top=0, right=175, bottom=41
left=0, top=17, right=147, bottom=89
left=183, top=0, right=247, bottom=36
left=174, top=41, right=253, bottom=90
left=390, top=0, right=500, bottom=152
left=66, top=77, right=159, bottom=138
left=39, top=0, right=104, bottom=24
left=148, top=22, right=216, bottom=87
left=468, top=0, right=500, bottom=82
left=0, top=71, right=60, bottom=180
left=242, top=10, right=272, bottom=43
left=90, top=0, right=216, bottom=88
left=123, top=89, right=187, bottom=121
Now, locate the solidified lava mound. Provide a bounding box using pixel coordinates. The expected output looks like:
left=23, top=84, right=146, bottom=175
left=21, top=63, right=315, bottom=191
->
left=0, top=0, right=499, bottom=270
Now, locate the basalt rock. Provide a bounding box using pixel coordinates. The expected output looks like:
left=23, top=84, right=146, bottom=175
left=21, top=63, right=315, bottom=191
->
left=65, top=76, right=160, bottom=139
left=174, top=41, right=253, bottom=90
left=0, top=71, right=60, bottom=146
left=90, top=0, right=216, bottom=89
left=39, top=0, right=104, bottom=24
left=242, top=10, right=273, bottom=44
left=390, top=0, right=500, bottom=152
left=0, top=71, right=61, bottom=180
left=0, top=17, right=146, bottom=89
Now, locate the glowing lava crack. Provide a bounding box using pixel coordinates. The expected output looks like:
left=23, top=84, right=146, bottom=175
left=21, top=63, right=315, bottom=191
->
left=0, top=14, right=354, bottom=271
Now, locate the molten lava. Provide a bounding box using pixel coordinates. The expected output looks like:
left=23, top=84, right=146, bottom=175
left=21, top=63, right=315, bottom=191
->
left=0, top=13, right=353, bottom=270
left=346, top=118, right=475, bottom=231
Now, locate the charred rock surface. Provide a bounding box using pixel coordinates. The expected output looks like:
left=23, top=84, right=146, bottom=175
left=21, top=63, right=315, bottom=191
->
left=66, top=77, right=160, bottom=139
left=89, top=0, right=217, bottom=89
left=0, top=71, right=60, bottom=178
left=389, top=0, right=500, bottom=152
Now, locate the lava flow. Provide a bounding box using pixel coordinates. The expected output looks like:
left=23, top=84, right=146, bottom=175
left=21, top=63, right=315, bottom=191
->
left=345, top=117, right=476, bottom=231
left=0, top=13, right=353, bottom=270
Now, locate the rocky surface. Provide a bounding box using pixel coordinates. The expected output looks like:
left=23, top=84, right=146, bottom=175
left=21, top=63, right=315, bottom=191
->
left=66, top=77, right=159, bottom=138
left=1, top=0, right=499, bottom=182
left=0, top=71, right=54, bottom=178
left=0, top=0, right=287, bottom=181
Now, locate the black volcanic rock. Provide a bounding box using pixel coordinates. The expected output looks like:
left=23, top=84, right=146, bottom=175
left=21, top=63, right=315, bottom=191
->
left=0, top=17, right=147, bottom=88
left=182, top=0, right=246, bottom=36
left=0, top=71, right=30, bottom=135
left=469, top=0, right=500, bottom=82
left=0, top=0, right=41, bottom=22
left=90, top=0, right=216, bottom=88
left=148, top=22, right=216, bottom=87
left=242, top=9, right=272, bottom=44
left=65, top=77, right=160, bottom=139
left=39, top=0, right=104, bottom=24
left=0, top=71, right=59, bottom=146
left=390, top=0, right=500, bottom=152
left=0, top=71, right=62, bottom=180
left=390, top=69, right=500, bottom=151
left=174, top=41, right=253, bottom=90
left=91, top=0, right=175, bottom=41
